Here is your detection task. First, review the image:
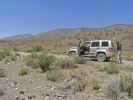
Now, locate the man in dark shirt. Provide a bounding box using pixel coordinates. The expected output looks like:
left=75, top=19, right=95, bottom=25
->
left=116, top=41, right=122, bottom=64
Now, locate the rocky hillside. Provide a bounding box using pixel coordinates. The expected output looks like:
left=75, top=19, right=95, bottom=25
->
left=1, top=24, right=133, bottom=54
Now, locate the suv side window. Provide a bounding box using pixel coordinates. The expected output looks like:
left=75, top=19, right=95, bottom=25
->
left=91, top=42, right=99, bottom=47
left=102, top=41, right=109, bottom=47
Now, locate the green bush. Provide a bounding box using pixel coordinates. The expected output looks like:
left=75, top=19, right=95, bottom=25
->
left=0, top=48, right=16, bottom=61
left=74, top=57, right=86, bottom=64
left=46, top=70, right=61, bottom=82
left=10, top=55, right=17, bottom=61
left=19, top=67, right=29, bottom=76
left=39, top=55, right=56, bottom=72
left=0, top=51, right=6, bottom=61
left=104, top=62, right=119, bottom=74
left=24, top=53, right=56, bottom=71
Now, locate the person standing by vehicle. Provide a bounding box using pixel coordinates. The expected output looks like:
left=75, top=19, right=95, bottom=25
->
left=116, top=41, right=122, bottom=64
left=78, top=39, right=81, bottom=55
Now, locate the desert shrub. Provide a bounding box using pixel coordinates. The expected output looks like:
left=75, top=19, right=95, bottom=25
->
left=46, top=70, right=61, bottom=82
left=38, top=54, right=56, bottom=72
left=91, top=79, right=100, bottom=90
left=10, top=54, right=17, bottom=61
left=24, top=53, right=56, bottom=71
left=120, top=73, right=133, bottom=97
left=24, top=53, right=40, bottom=69
left=19, top=67, right=29, bottom=76
left=27, top=45, right=43, bottom=52
left=0, top=52, right=6, bottom=61
left=2, top=48, right=12, bottom=57
left=104, top=62, right=119, bottom=74
left=106, top=78, right=120, bottom=100
left=26, top=58, right=40, bottom=69
left=58, top=59, right=77, bottom=69
left=71, top=77, right=88, bottom=92
left=0, top=48, right=16, bottom=61
left=74, top=57, right=86, bottom=64
left=53, top=58, right=64, bottom=68
left=4, top=58, right=10, bottom=64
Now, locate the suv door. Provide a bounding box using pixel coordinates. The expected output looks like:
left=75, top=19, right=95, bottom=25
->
left=89, top=41, right=100, bottom=56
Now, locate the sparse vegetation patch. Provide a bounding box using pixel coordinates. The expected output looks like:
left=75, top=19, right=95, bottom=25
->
left=120, top=73, right=133, bottom=97
left=46, top=69, right=62, bottom=82
left=104, top=62, right=119, bottom=74
left=19, top=67, right=29, bottom=76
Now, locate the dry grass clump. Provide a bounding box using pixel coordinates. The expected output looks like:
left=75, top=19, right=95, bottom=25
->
left=104, top=62, right=119, bottom=74
left=24, top=53, right=40, bottom=69
left=90, top=78, right=100, bottom=90
left=120, top=72, right=133, bottom=97
left=74, top=56, right=86, bottom=64
left=54, top=58, right=78, bottom=69
left=70, top=76, right=88, bottom=92
left=46, top=69, right=63, bottom=82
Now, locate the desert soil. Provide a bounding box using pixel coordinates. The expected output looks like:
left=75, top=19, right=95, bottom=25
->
left=0, top=53, right=133, bottom=100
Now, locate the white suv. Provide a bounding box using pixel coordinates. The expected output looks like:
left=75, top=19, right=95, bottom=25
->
left=68, top=40, right=114, bottom=62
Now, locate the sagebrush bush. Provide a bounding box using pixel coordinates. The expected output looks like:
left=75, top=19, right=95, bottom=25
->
left=104, top=62, right=119, bottom=74
left=0, top=52, right=6, bottom=61
left=46, top=70, right=61, bottom=82
left=0, top=48, right=16, bottom=62
left=120, top=73, right=133, bottom=97
left=24, top=53, right=56, bottom=71
left=74, top=57, right=86, bottom=64
left=38, top=54, right=56, bottom=72
left=3, top=48, right=12, bottom=57
left=19, top=67, right=29, bottom=76
left=10, top=55, right=17, bottom=61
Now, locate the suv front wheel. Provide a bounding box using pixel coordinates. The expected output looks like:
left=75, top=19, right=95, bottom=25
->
left=96, top=53, right=106, bottom=62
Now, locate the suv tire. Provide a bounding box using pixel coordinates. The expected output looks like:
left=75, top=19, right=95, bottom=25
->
left=97, top=53, right=106, bottom=62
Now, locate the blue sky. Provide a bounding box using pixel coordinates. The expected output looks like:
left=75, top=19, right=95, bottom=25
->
left=0, top=0, right=133, bottom=37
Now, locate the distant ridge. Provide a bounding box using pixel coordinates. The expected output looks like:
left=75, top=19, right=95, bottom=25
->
left=4, top=33, right=34, bottom=40
left=2, top=24, right=133, bottom=39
